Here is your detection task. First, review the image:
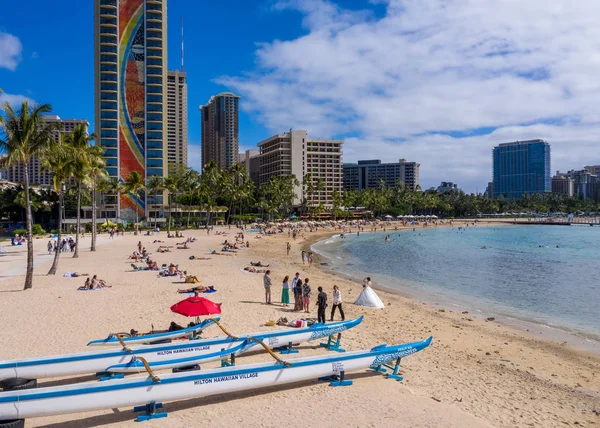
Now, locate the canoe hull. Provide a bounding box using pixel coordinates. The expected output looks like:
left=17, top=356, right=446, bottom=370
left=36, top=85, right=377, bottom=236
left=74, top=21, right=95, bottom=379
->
left=0, top=318, right=363, bottom=380
left=86, top=318, right=218, bottom=346
left=0, top=337, right=431, bottom=420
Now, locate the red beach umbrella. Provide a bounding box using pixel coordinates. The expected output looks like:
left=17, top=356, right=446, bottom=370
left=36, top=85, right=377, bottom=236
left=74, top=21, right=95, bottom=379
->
left=170, top=296, right=222, bottom=319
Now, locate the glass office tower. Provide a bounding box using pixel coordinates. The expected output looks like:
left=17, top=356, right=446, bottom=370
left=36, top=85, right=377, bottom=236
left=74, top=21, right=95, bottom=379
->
left=492, top=139, right=551, bottom=199
left=94, top=0, right=167, bottom=222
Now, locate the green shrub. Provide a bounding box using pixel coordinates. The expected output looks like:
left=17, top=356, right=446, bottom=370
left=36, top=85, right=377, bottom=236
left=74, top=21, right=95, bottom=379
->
left=32, top=224, right=45, bottom=235
left=13, top=228, right=27, bottom=236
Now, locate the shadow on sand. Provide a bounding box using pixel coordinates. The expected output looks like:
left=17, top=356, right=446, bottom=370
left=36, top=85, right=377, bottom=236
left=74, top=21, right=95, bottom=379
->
left=36, top=371, right=380, bottom=428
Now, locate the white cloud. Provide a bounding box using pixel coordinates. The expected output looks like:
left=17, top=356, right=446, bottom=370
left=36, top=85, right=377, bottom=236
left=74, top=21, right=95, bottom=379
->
left=0, top=32, right=23, bottom=71
left=0, top=92, right=32, bottom=107
left=219, top=0, right=600, bottom=191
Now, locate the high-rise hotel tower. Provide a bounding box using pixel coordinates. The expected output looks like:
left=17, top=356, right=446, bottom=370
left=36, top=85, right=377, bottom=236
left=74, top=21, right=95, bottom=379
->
left=94, top=0, right=168, bottom=222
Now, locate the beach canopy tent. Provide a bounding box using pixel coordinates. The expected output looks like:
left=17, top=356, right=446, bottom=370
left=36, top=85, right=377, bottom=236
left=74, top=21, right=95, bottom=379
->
left=101, top=220, right=117, bottom=228
left=171, top=296, right=222, bottom=318
left=384, top=215, right=393, bottom=219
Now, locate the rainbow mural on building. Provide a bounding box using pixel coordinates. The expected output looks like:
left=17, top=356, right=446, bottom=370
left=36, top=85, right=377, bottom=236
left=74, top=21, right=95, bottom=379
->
left=118, top=0, right=146, bottom=222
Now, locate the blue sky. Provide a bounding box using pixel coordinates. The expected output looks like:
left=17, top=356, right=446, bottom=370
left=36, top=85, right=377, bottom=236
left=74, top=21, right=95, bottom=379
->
left=2, top=0, right=599, bottom=192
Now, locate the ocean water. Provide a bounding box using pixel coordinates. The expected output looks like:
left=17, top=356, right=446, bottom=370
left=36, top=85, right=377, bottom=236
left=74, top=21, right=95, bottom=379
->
left=312, top=225, right=600, bottom=345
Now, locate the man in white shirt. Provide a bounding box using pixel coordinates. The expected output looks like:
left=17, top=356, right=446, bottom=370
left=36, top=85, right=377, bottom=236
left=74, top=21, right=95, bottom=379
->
left=330, top=285, right=345, bottom=321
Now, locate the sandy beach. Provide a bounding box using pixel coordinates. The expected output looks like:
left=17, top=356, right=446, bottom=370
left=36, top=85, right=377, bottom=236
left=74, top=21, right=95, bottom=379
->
left=0, top=224, right=598, bottom=427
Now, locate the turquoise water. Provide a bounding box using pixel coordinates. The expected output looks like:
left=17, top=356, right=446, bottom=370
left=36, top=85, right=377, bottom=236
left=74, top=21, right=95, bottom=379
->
left=313, top=225, right=600, bottom=344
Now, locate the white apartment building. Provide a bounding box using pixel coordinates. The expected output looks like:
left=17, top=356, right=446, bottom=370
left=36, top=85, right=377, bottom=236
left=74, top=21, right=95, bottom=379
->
left=257, top=130, right=343, bottom=208
left=167, top=69, right=188, bottom=167
left=3, top=115, right=89, bottom=187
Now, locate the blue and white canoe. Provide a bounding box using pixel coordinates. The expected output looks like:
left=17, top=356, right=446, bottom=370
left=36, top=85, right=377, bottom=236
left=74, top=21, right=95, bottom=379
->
left=87, top=318, right=217, bottom=346
left=0, top=337, right=432, bottom=421
left=0, top=317, right=363, bottom=381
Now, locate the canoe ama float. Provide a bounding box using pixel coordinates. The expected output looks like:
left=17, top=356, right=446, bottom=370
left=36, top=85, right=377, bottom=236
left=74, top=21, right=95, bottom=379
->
left=0, top=317, right=363, bottom=381
left=86, top=318, right=218, bottom=346
left=0, top=336, right=432, bottom=421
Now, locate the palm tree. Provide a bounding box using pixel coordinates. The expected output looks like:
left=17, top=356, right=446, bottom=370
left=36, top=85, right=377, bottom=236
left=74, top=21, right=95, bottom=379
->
left=108, top=177, right=124, bottom=223
left=162, top=175, right=178, bottom=233
left=96, top=177, right=110, bottom=226
left=66, top=125, right=94, bottom=258
left=145, top=175, right=163, bottom=231
left=0, top=101, right=55, bottom=290
left=87, top=145, right=107, bottom=251
left=200, top=161, right=221, bottom=226
left=40, top=134, right=74, bottom=275
left=181, top=169, right=200, bottom=229
left=123, top=171, right=145, bottom=232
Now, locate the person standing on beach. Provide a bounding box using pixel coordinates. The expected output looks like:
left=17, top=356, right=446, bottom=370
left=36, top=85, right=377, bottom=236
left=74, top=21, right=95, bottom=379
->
left=307, top=252, right=313, bottom=268
left=302, top=278, right=312, bottom=313
left=263, top=270, right=272, bottom=305
left=330, top=285, right=345, bottom=321
left=301, top=250, right=306, bottom=265
left=316, top=286, right=328, bottom=323
left=281, top=275, right=290, bottom=306
left=286, top=242, right=291, bottom=256
left=292, top=272, right=302, bottom=311
left=47, top=240, right=53, bottom=255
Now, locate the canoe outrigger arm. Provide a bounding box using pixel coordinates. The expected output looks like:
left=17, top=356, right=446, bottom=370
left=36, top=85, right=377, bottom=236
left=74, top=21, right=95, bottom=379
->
left=130, top=356, right=161, bottom=383
left=115, top=334, right=132, bottom=353
left=206, top=318, right=238, bottom=340
left=243, top=337, right=291, bottom=367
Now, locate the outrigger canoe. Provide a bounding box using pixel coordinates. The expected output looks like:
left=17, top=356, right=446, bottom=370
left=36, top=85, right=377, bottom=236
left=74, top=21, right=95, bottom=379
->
left=0, top=337, right=432, bottom=422
left=87, top=318, right=217, bottom=346
left=0, top=317, right=363, bottom=381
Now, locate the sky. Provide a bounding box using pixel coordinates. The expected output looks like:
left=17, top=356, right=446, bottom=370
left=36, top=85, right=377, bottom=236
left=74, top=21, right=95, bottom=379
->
left=1, top=0, right=600, bottom=193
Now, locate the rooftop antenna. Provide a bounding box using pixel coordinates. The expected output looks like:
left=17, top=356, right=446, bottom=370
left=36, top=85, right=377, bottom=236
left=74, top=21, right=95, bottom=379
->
left=181, top=17, right=185, bottom=72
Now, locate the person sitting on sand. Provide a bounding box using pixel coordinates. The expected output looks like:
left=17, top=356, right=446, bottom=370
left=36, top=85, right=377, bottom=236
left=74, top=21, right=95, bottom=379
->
left=146, top=259, right=158, bottom=270
left=91, top=275, right=111, bottom=288
left=129, top=251, right=142, bottom=261
left=244, top=266, right=266, bottom=273
left=250, top=261, right=269, bottom=267
left=184, top=274, right=199, bottom=283
left=176, top=242, right=189, bottom=249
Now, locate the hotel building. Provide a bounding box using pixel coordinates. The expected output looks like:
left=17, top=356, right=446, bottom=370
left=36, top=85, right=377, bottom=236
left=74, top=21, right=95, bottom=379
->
left=94, top=0, right=168, bottom=221
left=167, top=69, right=188, bottom=168
left=200, top=92, right=240, bottom=170
left=492, top=139, right=551, bottom=199
left=3, top=115, right=89, bottom=187
left=343, top=159, right=420, bottom=192
left=257, top=130, right=343, bottom=207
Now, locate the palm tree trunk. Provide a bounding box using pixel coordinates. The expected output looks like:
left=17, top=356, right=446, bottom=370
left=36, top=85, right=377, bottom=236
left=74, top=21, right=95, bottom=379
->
left=91, top=181, right=97, bottom=251
left=135, top=200, right=139, bottom=233
left=187, top=203, right=191, bottom=229
left=48, top=188, right=64, bottom=275
left=73, top=182, right=81, bottom=258
left=23, top=165, right=34, bottom=290
left=168, top=198, right=173, bottom=233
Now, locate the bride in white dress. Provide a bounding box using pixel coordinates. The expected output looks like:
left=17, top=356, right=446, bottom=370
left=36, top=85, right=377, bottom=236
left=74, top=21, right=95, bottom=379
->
left=354, top=277, right=385, bottom=309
